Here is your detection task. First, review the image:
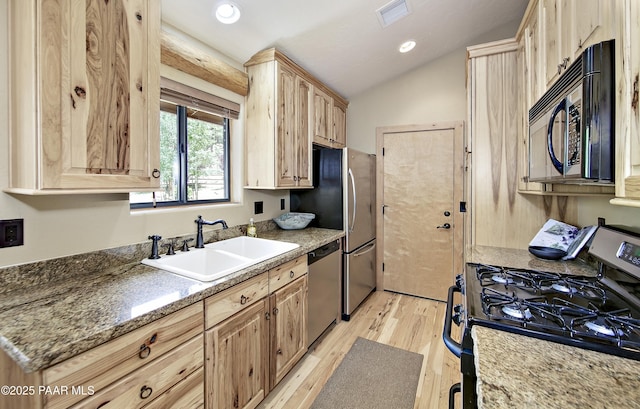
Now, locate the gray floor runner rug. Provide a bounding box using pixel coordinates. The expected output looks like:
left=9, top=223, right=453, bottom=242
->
left=310, top=337, right=424, bottom=409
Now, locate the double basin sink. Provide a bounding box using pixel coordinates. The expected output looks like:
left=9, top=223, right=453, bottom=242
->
left=142, top=236, right=300, bottom=281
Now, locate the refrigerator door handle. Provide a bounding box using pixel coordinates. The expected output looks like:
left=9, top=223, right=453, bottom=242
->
left=348, top=167, right=356, bottom=233
left=353, top=241, right=376, bottom=257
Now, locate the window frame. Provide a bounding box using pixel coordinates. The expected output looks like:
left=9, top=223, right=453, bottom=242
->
left=130, top=103, right=231, bottom=209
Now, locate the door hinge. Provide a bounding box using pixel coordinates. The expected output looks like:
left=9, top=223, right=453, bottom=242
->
left=382, top=262, right=385, bottom=272
left=382, top=147, right=385, bottom=156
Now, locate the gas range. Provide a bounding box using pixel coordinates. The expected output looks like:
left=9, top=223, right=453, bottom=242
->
left=443, top=225, right=640, bottom=408
left=466, top=263, right=640, bottom=360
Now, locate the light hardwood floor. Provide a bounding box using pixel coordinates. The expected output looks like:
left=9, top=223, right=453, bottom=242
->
left=259, top=290, right=462, bottom=409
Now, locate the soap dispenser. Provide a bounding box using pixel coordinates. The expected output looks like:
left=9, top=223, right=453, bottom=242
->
left=247, top=218, right=257, bottom=237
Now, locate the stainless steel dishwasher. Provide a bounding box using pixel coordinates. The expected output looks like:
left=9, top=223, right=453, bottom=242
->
left=307, top=239, right=341, bottom=347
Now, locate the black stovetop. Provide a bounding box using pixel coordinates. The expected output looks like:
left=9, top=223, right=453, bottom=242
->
left=464, top=263, right=640, bottom=361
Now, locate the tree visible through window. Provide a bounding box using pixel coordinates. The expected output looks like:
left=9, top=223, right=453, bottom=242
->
left=130, top=100, right=230, bottom=207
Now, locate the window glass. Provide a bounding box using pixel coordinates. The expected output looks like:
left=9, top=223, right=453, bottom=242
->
left=130, top=94, right=230, bottom=208
left=186, top=111, right=227, bottom=201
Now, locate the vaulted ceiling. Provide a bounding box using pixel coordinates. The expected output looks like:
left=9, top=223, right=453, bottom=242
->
left=161, top=0, right=528, bottom=99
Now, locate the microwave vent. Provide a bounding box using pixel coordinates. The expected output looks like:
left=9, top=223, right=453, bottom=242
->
left=529, top=59, right=582, bottom=122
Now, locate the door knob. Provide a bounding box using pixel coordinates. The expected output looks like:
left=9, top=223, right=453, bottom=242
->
left=437, top=223, right=451, bottom=229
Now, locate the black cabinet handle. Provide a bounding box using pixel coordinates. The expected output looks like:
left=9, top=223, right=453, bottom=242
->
left=140, top=385, right=153, bottom=399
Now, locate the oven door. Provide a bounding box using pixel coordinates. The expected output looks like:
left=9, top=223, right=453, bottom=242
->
left=443, top=283, right=477, bottom=408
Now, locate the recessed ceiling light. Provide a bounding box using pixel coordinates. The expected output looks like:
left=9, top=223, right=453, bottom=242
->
left=215, top=2, right=241, bottom=24
left=399, top=40, right=416, bottom=53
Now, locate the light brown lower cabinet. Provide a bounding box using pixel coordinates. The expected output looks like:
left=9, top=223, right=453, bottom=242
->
left=205, top=300, right=270, bottom=409
left=204, top=258, right=309, bottom=409
left=71, top=335, right=203, bottom=409
left=269, top=275, right=308, bottom=389
left=143, top=367, right=204, bottom=409
left=43, top=302, right=204, bottom=409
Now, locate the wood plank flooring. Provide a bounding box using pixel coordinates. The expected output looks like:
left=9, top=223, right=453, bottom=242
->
left=258, top=290, right=462, bottom=409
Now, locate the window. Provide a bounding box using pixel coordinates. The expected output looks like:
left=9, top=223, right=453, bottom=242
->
left=130, top=78, right=240, bottom=208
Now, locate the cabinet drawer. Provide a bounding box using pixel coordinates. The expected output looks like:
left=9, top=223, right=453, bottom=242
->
left=71, top=334, right=203, bottom=409
left=269, top=256, right=307, bottom=293
left=43, top=302, right=203, bottom=409
left=204, top=272, right=269, bottom=329
left=144, top=366, right=204, bottom=409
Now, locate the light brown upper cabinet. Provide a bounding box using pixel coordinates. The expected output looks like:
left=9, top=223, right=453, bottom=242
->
left=7, top=0, right=161, bottom=194
left=612, top=0, right=640, bottom=206
left=244, top=49, right=348, bottom=189
left=543, top=0, right=613, bottom=89
left=313, top=87, right=333, bottom=147
left=332, top=102, right=347, bottom=148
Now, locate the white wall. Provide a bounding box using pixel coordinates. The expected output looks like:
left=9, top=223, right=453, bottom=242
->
left=347, top=21, right=523, bottom=153
left=0, top=3, right=286, bottom=267
left=346, top=18, right=640, bottom=229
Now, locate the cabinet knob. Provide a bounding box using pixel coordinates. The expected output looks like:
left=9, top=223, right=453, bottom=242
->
left=437, top=223, right=451, bottom=229
left=289, top=270, right=295, bottom=279
left=240, top=295, right=248, bottom=305
left=152, top=169, right=160, bottom=178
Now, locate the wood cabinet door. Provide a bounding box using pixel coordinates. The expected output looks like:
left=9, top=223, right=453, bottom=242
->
left=44, top=0, right=160, bottom=190
left=276, top=64, right=298, bottom=187
left=295, top=77, right=313, bottom=187
left=205, top=300, right=268, bottom=409
left=518, top=38, right=543, bottom=193
left=543, top=0, right=562, bottom=88
left=332, top=103, right=347, bottom=148
left=525, top=8, right=542, bottom=106
left=313, top=88, right=333, bottom=145
left=268, top=275, right=307, bottom=390
left=613, top=0, right=640, bottom=202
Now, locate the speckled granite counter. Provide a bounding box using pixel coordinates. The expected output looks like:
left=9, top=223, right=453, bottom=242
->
left=469, top=245, right=598, bottom=276
left=472, top=326, right=640, bottom=409
left=468, top=246, right=640, bottom=409
left=0, top=227, right=343, bottom=373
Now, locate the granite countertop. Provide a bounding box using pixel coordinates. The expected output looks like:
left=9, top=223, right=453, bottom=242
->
left=468, top=246, right=640, bottom=409
left=472, top=326, right=640, bottom=409
left=469, top=245, right=598, bottom=276
left=0, top=227, right=344, bottom=373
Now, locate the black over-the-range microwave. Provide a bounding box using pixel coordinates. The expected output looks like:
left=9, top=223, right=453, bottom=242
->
left=528, top=39, right=614, bottom=184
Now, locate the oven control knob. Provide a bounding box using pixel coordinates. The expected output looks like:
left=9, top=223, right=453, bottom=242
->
left=453, top=304, right=463, bottom=326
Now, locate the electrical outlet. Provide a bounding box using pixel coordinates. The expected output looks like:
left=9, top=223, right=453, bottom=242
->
left=0, top=219, right=24, bottom=248
left=254, top=201, right=263, bottom=214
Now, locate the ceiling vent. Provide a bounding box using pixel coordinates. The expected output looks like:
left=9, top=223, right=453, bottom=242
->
left=376, top=0, right=412, bottom=28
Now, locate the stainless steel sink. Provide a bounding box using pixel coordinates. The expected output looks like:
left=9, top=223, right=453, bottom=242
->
left=142, top=236, right=299, bottom=281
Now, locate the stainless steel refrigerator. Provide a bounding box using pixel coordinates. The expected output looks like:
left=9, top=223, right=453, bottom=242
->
left=290, top=146, right=376, bottom=320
